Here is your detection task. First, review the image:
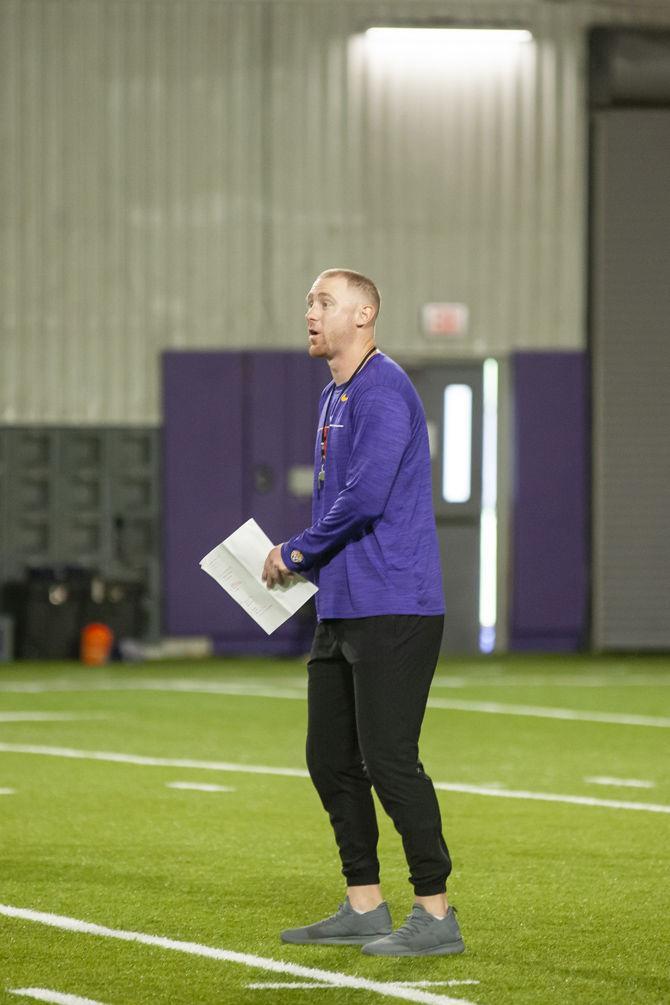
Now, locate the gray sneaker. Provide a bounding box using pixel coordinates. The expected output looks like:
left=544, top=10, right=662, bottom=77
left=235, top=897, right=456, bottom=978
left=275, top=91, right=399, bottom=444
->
left=281, top=897, right=392, bottom=945
left=361, top=904, right=465, bottom=957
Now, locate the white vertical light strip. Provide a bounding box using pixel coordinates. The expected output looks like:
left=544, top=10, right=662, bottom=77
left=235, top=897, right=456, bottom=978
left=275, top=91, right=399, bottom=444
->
left=479, top=358, right=499, bottom=652
left=442, top=385, right=472, bottom=504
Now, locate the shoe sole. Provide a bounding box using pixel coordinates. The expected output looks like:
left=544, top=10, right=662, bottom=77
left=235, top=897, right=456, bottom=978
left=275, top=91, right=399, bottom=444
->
left=281, top=933, right=391, bottom=946
left=362, top=939, right=466, bottom=957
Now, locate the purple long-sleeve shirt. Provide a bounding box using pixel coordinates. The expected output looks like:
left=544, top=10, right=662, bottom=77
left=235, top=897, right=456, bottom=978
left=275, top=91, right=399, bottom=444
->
left=280, top=352, right=445, bottom=620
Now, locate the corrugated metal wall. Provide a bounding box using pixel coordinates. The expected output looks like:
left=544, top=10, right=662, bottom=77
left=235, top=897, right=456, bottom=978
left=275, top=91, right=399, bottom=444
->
left=2, top=0, right=670, bottom=424
left=592, top=108, right=670, bottom=649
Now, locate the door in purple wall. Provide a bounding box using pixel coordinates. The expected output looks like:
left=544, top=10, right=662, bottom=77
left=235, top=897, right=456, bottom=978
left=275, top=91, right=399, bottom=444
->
left=510, top=352, right=589, bottom=651
left=162, top=351, right=327, bottom=654
left=408, top=364, right=484, bottom=654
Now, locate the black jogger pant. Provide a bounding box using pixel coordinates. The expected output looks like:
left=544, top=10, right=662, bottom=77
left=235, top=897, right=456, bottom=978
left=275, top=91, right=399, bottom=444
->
left=306, top=614, right=452, bottom=897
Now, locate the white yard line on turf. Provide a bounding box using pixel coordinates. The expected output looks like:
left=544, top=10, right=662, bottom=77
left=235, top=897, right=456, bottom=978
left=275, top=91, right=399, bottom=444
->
left=426, top=698, right=670, bottom=727
left=433, top=782, right=670, bottom=814
left=4, top=673, right=670, bottom=694
left=0, top=713, right=105, bottom=722
left=247, top=981, right=480, bottom=989
left=584, top=776, right=655, bottom=789
left=1, top=742, right=669, bottom=814
left=0, top=904, right=478, bottom=1005
left=166, top=781, right=236, bottom=793
left=0, top=743, right=309, bottom=777
left=2, top=679, right=669, bottom=727
left=8, top=989, right=109, bottom=1005
left=431, top=676, right=670, bottom=688
left=0, top=787, right=16, bottom=795
left=0, top=679, right=307, bottom=699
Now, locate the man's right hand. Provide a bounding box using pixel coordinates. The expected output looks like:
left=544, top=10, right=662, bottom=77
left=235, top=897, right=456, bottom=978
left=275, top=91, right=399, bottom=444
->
left=262, top=545, right=292, bottom=589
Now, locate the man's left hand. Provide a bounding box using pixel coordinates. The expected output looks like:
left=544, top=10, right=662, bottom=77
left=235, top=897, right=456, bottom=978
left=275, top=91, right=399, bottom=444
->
left=262, top=545, right=292, bottom=589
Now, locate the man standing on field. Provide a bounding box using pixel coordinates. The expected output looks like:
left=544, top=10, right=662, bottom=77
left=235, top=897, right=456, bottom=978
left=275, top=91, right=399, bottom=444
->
left=262, top=269, right=465, bottom=957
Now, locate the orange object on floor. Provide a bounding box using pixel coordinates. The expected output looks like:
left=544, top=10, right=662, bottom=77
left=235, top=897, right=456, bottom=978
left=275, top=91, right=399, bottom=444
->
left=80, top=622, right=114, bottom=666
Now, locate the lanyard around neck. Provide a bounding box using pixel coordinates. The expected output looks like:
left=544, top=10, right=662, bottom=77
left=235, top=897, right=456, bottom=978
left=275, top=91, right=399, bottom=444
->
left=318, top=346, right=377, bottom=489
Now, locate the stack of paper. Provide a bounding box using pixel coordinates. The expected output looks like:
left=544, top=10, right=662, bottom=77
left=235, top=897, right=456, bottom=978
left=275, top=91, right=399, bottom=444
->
left=199, top=518, right=317, bottom=635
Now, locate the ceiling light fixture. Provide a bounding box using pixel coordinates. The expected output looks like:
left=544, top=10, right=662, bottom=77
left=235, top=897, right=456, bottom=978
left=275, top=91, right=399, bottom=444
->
left=366, top=27, right=533, bottom=47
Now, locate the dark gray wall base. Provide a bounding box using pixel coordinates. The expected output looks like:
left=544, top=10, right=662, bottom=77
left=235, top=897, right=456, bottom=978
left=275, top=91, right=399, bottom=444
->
left=0, top=426, right=160, bottom=645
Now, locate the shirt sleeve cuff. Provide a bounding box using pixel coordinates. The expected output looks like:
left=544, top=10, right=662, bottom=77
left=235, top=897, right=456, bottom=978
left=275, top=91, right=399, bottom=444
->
left=281, top=541, right=305, bottom=571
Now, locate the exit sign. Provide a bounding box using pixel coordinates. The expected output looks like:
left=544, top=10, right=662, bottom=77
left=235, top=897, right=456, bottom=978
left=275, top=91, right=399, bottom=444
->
left=421, top=302, right=469, bottom=337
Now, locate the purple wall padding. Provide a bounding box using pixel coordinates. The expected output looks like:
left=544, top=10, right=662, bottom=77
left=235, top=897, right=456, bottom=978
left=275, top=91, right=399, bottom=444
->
left=162, top=352, right=247, bottom=639
left=162, top=351, right=325, bottom=655
left=510, top=352, right=589, bottom=651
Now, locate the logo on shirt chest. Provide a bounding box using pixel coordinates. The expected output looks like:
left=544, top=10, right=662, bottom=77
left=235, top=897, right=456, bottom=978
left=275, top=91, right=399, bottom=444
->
left=318, top=393, right=349, bottom=455
left=328, top=394, right=349, bottom=426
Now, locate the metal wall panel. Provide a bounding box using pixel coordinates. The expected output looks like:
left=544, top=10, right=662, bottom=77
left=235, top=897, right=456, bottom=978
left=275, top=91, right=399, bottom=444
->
left=267, top=0, right=588, bottom=366
left=592, top=110, right=670, bottom=650
left=1, top=0, right=267, bottom=424
left=2, top=0, right=670, bottom=424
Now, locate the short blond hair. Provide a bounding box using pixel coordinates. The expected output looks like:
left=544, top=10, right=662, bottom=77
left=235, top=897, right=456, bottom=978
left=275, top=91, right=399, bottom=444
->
left=319, top=268, right=381, bottom=321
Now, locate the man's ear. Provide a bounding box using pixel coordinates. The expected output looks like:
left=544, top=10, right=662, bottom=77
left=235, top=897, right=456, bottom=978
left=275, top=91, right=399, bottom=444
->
left=356, top=304, right=375, bottom=328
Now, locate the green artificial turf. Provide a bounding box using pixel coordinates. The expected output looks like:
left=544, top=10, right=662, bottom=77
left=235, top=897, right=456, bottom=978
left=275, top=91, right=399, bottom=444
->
left=0, top=655, right=669, bottom=1005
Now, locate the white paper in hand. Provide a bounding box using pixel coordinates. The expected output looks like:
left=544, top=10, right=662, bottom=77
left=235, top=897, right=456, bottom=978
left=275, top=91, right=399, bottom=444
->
left=199, top=518, right=317, bottom=635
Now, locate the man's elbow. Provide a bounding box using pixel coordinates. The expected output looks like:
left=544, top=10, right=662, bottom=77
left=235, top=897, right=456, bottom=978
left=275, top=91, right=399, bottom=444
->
left=355, top=500, right=385, bottom=526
